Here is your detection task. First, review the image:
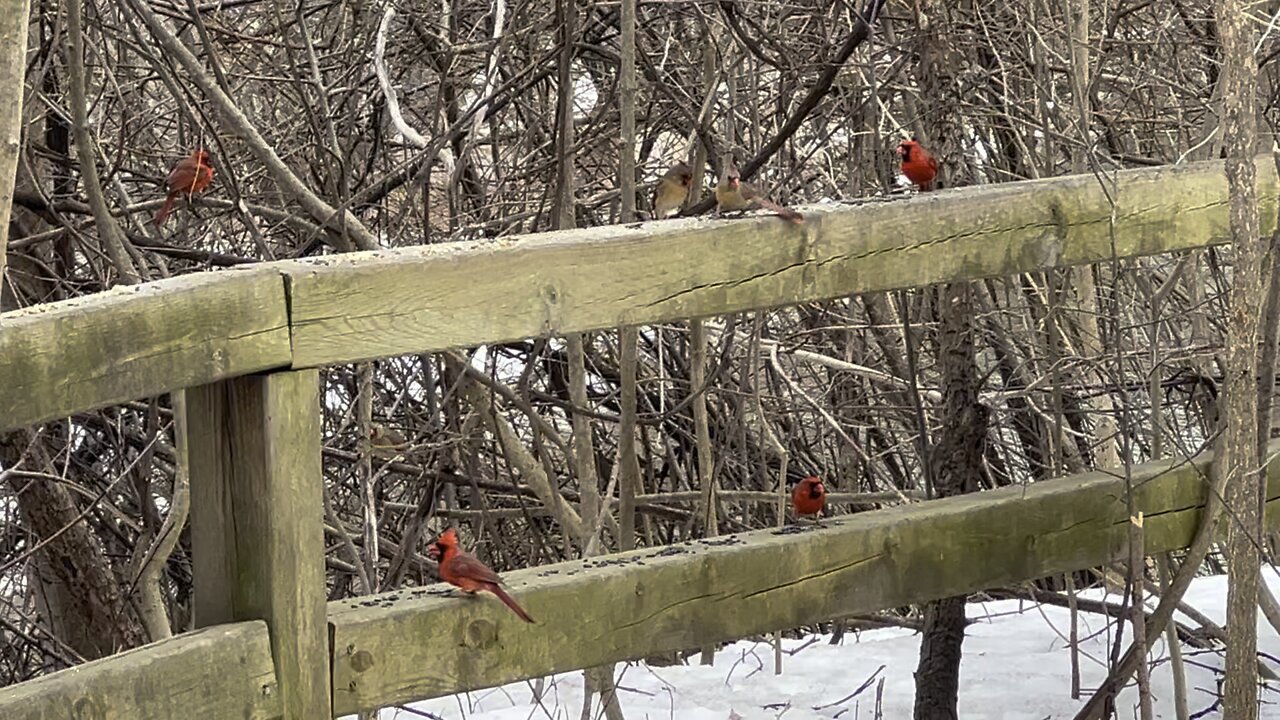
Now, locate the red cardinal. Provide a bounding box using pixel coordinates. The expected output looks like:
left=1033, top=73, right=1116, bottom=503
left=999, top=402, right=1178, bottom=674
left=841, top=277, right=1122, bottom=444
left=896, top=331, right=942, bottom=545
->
left=428, top=528, right=535, bottom=623
left=792, top=476, right=827, bottom=521
left=897, top=138, right=938, bottom=192
left=154, top=149, right=215, bottom=226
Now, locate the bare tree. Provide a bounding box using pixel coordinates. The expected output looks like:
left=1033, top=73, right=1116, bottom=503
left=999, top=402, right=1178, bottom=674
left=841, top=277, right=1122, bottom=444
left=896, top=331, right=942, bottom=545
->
left=4, top=2, right=1279, bottom=714
left=909, top=2, right=987, bottom=717
left=0, top=0, right=30, bottom=285
left=1216, top=0, right=1265, bottom=715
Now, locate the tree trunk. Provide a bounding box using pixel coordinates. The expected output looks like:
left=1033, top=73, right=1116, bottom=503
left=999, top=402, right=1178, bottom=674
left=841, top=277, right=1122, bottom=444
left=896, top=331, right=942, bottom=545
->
left=0, top=0, right=31, bottom=283
left=911, top=1, right=986, bottom=717
left=913, top=284, right=988, bottom=720
left=4, top=433, right=145, bottom=660
left=1216, top=0, right=1264, bottom=715
left=616, top=0, right=639, bottom=552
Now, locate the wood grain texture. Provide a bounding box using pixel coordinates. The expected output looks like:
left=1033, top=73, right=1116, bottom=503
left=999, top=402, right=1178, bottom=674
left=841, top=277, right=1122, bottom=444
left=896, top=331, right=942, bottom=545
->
left=186, top=371, right=330, bottom=719
left=0, top=621, right=280, bottom=720
left=0, top=157, right=1273, bottom=391
left=328, top=440, right=1280, bottom=715
left=284, top=157, right=1279, bottom=367
left=0, top=268, right=289, bottom=432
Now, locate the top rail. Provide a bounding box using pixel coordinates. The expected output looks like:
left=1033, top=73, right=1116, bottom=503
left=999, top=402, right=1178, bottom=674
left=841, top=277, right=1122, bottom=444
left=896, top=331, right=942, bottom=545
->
left=2, top=158, right=1274, bottom=431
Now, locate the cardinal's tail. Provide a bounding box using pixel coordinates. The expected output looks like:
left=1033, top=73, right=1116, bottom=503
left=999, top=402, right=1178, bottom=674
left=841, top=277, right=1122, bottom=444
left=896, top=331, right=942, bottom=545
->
left=489, top=584, right=535, bottom=623
left=153, top=194, right=177, bottom=226
left=761, top=199, right=804, bottom=224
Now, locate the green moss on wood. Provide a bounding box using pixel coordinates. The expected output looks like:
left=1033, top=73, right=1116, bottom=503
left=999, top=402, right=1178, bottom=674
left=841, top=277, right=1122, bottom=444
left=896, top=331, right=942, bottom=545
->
left=0, top=268, right=290, bottom=432
left=284, top=157, right=1278, bottom=367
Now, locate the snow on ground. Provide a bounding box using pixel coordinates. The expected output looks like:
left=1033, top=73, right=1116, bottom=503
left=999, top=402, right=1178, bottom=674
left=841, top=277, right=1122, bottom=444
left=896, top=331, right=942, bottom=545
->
left=348, top=571, right=1280, bottom=719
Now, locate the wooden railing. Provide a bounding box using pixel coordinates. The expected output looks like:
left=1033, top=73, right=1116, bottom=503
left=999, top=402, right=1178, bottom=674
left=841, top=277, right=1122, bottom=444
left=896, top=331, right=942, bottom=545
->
left=327, top=448, right=1280, bottom=715
left=1, top=157, right=1276, bottom=718
left=2, top=621, right=280, bottom=719
left=7, top=157, right=1271, bottom=433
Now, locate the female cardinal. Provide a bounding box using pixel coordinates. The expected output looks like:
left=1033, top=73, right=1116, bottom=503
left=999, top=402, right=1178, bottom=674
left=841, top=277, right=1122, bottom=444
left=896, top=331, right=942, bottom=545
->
left=897, top=138, right=938, bottom=192
left=368, top=423, right=411, bottom=460
left=154, top=149, right=215, bottom=226
left=792, top=476, right=826, bottom=521
left=428, top=528, right=535, bottom=623
left=715, top=162, right=803, bottom=223
left=652, top=161, right=694, bottom=219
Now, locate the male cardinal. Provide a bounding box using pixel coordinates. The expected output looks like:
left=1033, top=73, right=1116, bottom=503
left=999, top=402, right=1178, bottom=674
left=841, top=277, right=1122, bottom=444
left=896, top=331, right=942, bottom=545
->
left=715, top=162, right=803, bottom=223
left=897, top=138, right=938, bottom=192
left=652, top=161, right=694, bottom=219
left=154, top=149, right=215, bottom=226
left=792, top=476, right=826, bottom=522
left=428, top=527, right=535, bottom=623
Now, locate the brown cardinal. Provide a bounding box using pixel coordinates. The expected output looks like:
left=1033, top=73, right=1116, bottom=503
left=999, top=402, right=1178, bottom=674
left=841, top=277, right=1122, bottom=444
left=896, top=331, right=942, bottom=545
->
left=428, top=527, right=535, bottom=623
left=715, top=162, right=803, bottom=223
left=792, top=476, right=826, bottom=522
left=652, top=161, right=694, bottom=219
left=897, top=138, right=938, bottom=192
left=154, top=149, right=215, bottom=226
left=368, top=423, right=410, bottom=460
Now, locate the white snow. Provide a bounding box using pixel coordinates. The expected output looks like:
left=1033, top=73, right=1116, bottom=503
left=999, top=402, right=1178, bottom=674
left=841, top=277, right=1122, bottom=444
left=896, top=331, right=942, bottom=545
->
left=343, top=571, right=1280, bottom=719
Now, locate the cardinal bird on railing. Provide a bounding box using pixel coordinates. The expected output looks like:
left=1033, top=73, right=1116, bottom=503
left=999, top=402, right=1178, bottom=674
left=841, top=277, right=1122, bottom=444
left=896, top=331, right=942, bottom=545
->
left=897, top=138, right=938, bottom=192
left=154, top=149, right=215, bottom=226
left=652, top=161, right=694, bottom=219
left=715, top=161, right=804, bottom=223
left=792, top=476, right=827, bottom=522
left=428, top=527, right=535, bottom=623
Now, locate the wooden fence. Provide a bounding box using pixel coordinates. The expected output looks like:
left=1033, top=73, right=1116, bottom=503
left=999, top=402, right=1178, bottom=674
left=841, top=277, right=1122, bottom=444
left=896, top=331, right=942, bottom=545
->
left=1, top=157, right=1276, bottom=718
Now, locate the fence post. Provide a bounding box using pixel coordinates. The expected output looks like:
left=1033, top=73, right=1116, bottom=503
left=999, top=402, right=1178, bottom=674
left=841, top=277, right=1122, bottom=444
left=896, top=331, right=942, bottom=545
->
left=184, top=370, right=330, bottom=718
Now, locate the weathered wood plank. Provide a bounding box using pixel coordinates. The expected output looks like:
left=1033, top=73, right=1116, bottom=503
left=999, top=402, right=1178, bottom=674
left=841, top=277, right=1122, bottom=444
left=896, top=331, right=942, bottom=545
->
left=186, top=370, right=330, bottom=719
left=0, top=621, right=280, bottom=720
left=0, top=268, right=290, bottom=432
left=285, top=157, right=1279, bottom=367
left=0, top=159, right=1273, bottom=388
left=328, top=442, right=1280, bottom=715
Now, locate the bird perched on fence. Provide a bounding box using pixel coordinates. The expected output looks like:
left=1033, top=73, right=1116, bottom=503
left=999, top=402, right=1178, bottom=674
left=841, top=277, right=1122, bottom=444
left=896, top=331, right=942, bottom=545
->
left=428, top=527, right=535, bottom=623
left=897, top=138, right=938, bottom=192
left=791, top=476, right=827, bottom=522
left=715, top=161, right=804, bottom=223
left=154, top=149, right=215, bottom=226
left=652, top=161, right=694, bottom=219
